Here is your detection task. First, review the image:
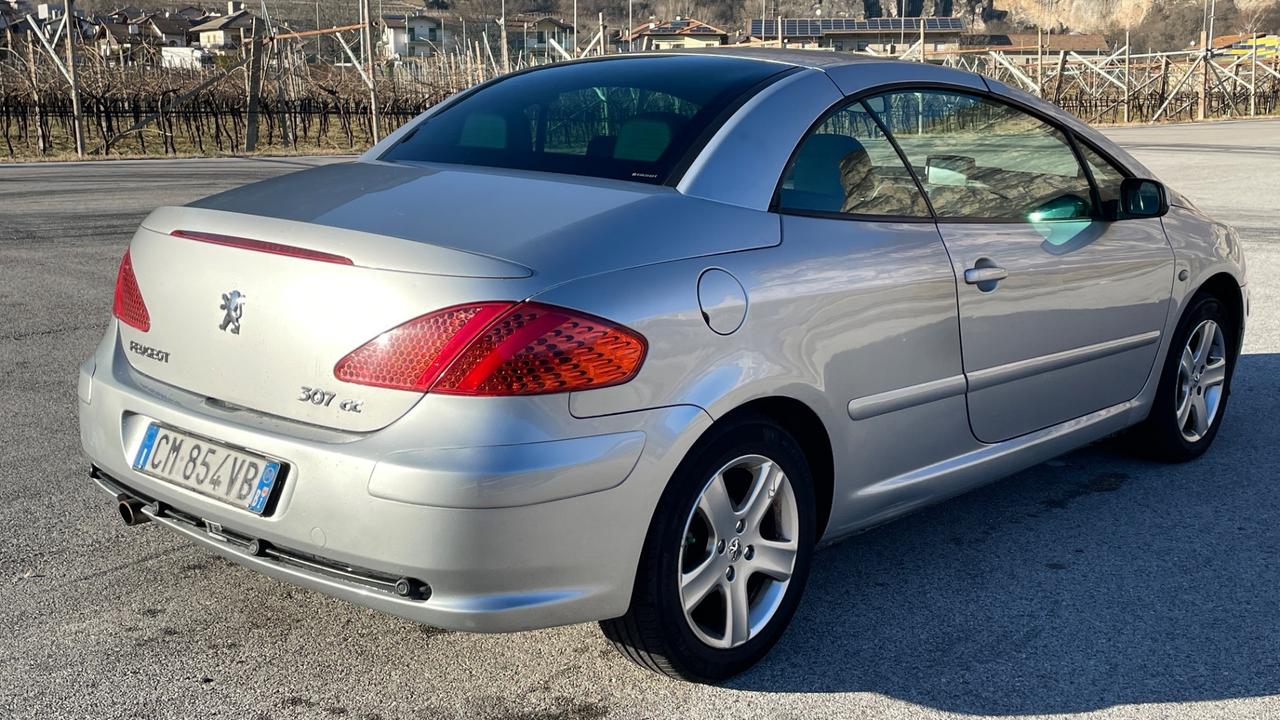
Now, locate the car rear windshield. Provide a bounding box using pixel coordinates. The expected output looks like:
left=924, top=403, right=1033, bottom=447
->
left=380, top=55, right=789, bottom=184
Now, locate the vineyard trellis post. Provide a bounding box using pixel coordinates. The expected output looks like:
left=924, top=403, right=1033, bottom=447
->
left=1250, top=33, right=1258, bottom=116
left=1123, top=31, right=1132, bottom=123
left=360, top=0, right=379, bottom=142
left=25, top=9, right=84, bottom=155
left=245, top=20, right=264, bottom=152
left=63, top=0, right=84, bottom=156
left=24, top=34, right=47, bottom=155
left=1036, top=27, right=1043, bottom=91
left=1198, top=30, right=1209, bottom=121
left=1052, top=50, right=1067, bottom=103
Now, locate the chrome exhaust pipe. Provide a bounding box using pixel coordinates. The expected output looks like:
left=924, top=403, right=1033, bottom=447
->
left=117, top=496, right=151, bottom=526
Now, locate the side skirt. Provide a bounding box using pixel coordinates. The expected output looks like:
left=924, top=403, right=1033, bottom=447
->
left=821, top=397, right=1141, bottom=545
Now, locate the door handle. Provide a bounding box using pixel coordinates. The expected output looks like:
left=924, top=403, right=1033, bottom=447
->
left=963, top=266, right=1008, bottom=285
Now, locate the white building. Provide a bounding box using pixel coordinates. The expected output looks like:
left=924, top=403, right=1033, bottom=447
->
left=161, top=45, right=212, bottom=67
left=381, top=15, right=447, bottom=58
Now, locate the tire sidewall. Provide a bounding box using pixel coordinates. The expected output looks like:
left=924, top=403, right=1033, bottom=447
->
left=1150, top=293, right=1237, bottom=458
left=640, top=416, right=816, bottom=681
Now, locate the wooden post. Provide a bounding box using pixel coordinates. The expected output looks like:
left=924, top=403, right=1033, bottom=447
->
left=1123, top=31, right=1131, bottom=123
left=1198, top=30, right=1209, bottom=120
left=1158, top=54, right=1170, bottom=115
left=361, top=0, right=380, bottom=141
left=63, top=0, right=84, bottom=156
left=1036, top=26, right=1044, bottom=94
left=243, top=21, right=263, bottom=152
left=25, top=34, right=47, bottom=155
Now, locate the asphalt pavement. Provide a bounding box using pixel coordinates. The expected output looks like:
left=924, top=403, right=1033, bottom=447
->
left=2, top=120, right=1278, bottom=720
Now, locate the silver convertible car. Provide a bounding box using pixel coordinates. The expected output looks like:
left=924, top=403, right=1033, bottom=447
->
left=80, top=50, right=1248, bottom=681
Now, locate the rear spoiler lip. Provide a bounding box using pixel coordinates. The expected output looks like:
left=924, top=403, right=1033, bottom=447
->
left=140, top=205, right=534, bottom=279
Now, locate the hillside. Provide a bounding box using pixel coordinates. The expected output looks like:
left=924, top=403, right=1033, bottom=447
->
left=995, top=0, right=1279, bottom=34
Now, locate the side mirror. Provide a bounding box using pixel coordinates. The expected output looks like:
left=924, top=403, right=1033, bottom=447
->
left=1029, top=194, right=1090, bottom=222
left=1116, top=178, right=1169, bottom=219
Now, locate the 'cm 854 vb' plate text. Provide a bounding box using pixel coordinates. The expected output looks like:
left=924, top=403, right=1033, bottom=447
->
left=132, top=423, right=282, bottom=514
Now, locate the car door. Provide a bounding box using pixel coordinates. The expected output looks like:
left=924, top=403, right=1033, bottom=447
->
left=772, top=99, right=974, bottom=511
left=865, top=89, right=1175, bottom=443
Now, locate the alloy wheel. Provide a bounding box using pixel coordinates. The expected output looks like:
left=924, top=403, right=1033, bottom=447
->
left=678, top=454, right=799, bottom=649
left=1176, top=318, right=1228, bottom=443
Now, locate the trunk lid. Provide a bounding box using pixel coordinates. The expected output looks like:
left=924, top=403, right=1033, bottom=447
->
left=186, top=161, right=777, bottom=285
left=122, top=207, right=539, bottom=432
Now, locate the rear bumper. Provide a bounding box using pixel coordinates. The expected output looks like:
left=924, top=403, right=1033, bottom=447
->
left=79, top=323, right=711, bottom=632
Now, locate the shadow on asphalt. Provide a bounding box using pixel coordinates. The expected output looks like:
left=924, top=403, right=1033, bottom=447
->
left=732, top=352, right=1280, bottom=714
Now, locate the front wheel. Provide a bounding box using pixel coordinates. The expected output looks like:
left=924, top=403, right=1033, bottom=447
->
left=1131, top=291, right=1237, bottom=462
left=600, top=415, right=816, bottom=683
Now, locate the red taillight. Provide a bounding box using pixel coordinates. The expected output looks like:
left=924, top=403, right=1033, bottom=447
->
left=334, top=303, right=512, bottom=392
left=432, top=304, right=648, bottom=396
left=334, top=302, right=647, bottom=396
left=112, top=249, right=150, bottom=331
left=171, top=230, right=354, bottom=266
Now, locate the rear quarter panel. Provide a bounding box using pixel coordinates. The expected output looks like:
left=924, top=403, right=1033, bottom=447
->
left=533, top=216, right=976, bottom=541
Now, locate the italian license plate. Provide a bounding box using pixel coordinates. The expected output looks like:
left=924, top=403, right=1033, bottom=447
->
left=132, top=423, right=282, bottom=514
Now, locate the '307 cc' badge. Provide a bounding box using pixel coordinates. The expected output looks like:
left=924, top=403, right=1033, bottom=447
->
left=219, top=290, right=246, bottom=334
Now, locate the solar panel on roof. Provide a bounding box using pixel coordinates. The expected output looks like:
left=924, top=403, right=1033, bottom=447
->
left=750, top=15, right=962, bottom=37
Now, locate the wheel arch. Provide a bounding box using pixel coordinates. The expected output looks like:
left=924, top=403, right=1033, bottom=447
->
left=1192, top=271, right=1245, bottom=356
left=712, top=396, right=835, bottom=540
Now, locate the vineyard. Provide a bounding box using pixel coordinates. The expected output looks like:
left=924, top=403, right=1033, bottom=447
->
left=2, top=32, right=1279, bottom=159
left=0, top=32, right=512, bottom=158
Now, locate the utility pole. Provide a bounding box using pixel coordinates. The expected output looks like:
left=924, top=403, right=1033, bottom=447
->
left=918, top=17, right=925, bottom=62
left=361, top=0, right=380, bottom=141
left=898, top=0, right=904, bottom=47
left=64, top=0, right=84, bottom=156
left=1199, top=0, right=1215, bottom=120
left=1207, top=0, right=1216, bottom=52
left=499, top=0, right=508, bottom=72
left=627, top=0, right=633, bottom=51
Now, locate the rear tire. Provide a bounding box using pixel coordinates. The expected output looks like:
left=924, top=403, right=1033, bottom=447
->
left=1131, top=291, right=1237, bottom=462
left=600, top=414, right=816, bottom=683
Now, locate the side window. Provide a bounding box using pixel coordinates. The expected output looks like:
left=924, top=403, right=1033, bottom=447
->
left=867, top=91, right=1095, bottom=222
left=777, top=102, right=930, bottom=218
left=1077, top=142, right=1128, bottom=213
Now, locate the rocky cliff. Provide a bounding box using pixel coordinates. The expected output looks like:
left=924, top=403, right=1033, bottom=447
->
left=813, top=0, right=1279, bottom=34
